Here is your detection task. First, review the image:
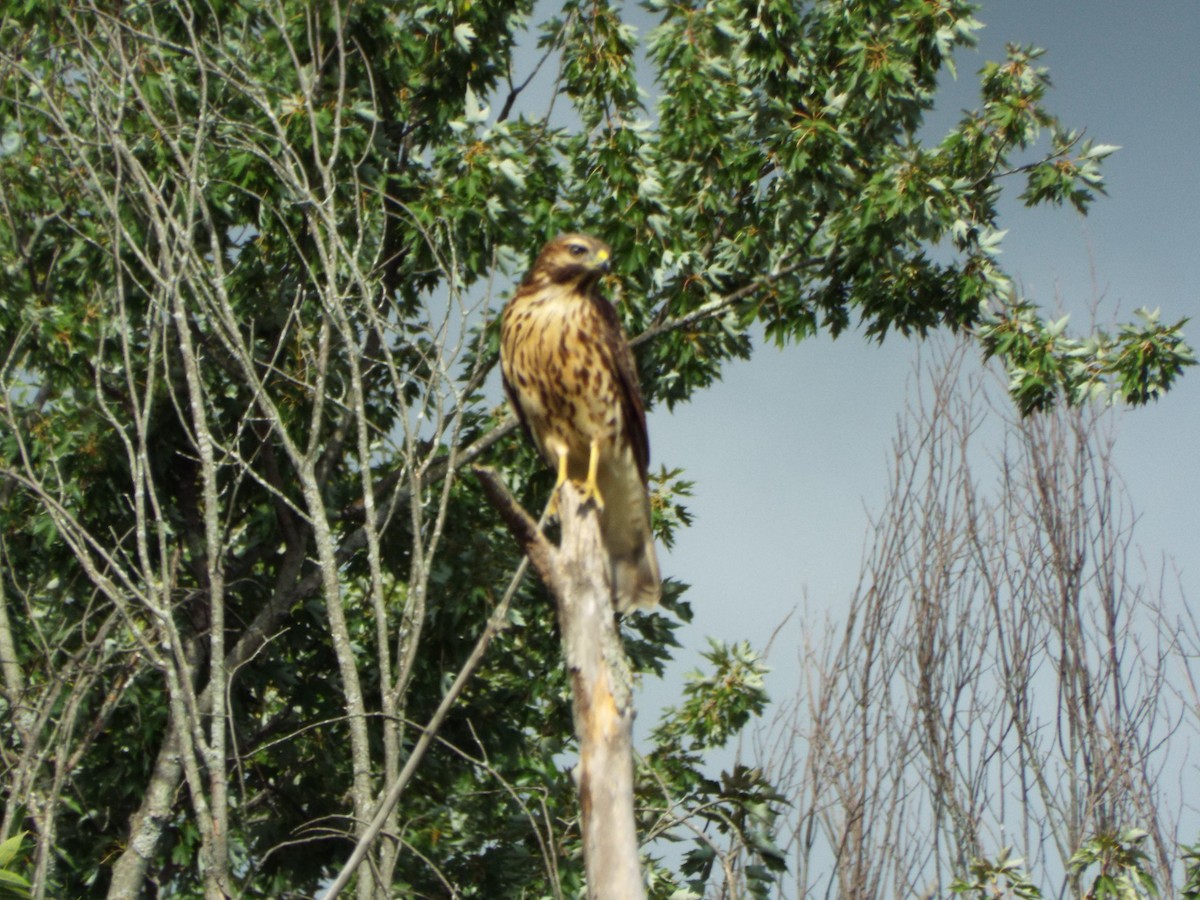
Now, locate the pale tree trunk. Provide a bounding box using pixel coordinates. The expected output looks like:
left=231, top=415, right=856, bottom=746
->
left=477, top=470, right=645, bottom=900
left=321, top=469, right=646, bottom=899
left=107, top=718, right=184, bottom=899
left=552, top=484, right=644, bottom=900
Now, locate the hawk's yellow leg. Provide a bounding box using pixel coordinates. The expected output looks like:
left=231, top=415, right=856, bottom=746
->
left=579, top=438, right=605, bottom=510
left=546, top=440, right=605, bottom=514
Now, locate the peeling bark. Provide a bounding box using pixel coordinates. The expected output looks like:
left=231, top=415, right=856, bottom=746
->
left=476, top=468, right=645, bottom=900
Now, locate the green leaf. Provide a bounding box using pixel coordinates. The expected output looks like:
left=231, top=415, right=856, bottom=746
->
left=0, top=835, right=22, bottom=871
left=0, top=870, right=32, bottom=900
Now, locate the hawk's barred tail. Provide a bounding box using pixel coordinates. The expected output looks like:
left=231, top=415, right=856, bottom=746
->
left=598, top=447, right=662, bottom=612
left=610, top=504, right=661, bottom=613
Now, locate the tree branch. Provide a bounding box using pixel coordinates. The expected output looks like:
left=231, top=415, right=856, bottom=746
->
left=319, top=467, right=538, bottom=898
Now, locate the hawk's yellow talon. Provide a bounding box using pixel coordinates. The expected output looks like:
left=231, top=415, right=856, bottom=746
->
left=578, top=482, right=604, bottom=509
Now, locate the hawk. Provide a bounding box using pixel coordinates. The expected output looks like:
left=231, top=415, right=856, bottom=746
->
left=500, top=233, right=662, bottom=612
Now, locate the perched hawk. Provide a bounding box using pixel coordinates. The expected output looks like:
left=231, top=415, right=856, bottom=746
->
left=500, top=233, right=662, bottom=612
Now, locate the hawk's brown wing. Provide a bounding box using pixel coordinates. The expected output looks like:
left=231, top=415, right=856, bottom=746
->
left=592, top=292, right=650, bottom=481
left=500, top=364, right=537, bottom=455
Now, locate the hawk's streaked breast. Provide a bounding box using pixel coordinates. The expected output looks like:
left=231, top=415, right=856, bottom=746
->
left=499, top=233, right=661, bottom=612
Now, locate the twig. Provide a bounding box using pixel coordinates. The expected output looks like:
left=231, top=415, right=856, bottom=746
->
left=320, top=468, right=539, bottom=898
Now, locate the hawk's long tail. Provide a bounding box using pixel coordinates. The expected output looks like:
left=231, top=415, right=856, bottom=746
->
left=599, top=455, right=662, bottom=613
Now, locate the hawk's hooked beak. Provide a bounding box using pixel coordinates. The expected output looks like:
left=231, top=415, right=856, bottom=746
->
left=594, top=247, right=611, bottom=273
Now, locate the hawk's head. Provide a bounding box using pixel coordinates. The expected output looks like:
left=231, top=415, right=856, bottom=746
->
left=526, top=233, right=612, bottom=289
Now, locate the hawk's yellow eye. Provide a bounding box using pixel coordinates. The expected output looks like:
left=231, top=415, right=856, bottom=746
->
left=568, top=244, right=587, bottom=257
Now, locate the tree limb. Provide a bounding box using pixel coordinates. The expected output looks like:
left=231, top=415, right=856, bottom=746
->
left=474, top=467, right=646, bottom=900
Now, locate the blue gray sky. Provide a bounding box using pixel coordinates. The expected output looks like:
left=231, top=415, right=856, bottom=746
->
left=483, top=0, right=1200, bottom=881
left=646, top=2, right=1200, bottom=680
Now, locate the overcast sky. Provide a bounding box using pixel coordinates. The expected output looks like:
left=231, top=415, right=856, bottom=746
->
left=639, top=1, right=1200, bottom=716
